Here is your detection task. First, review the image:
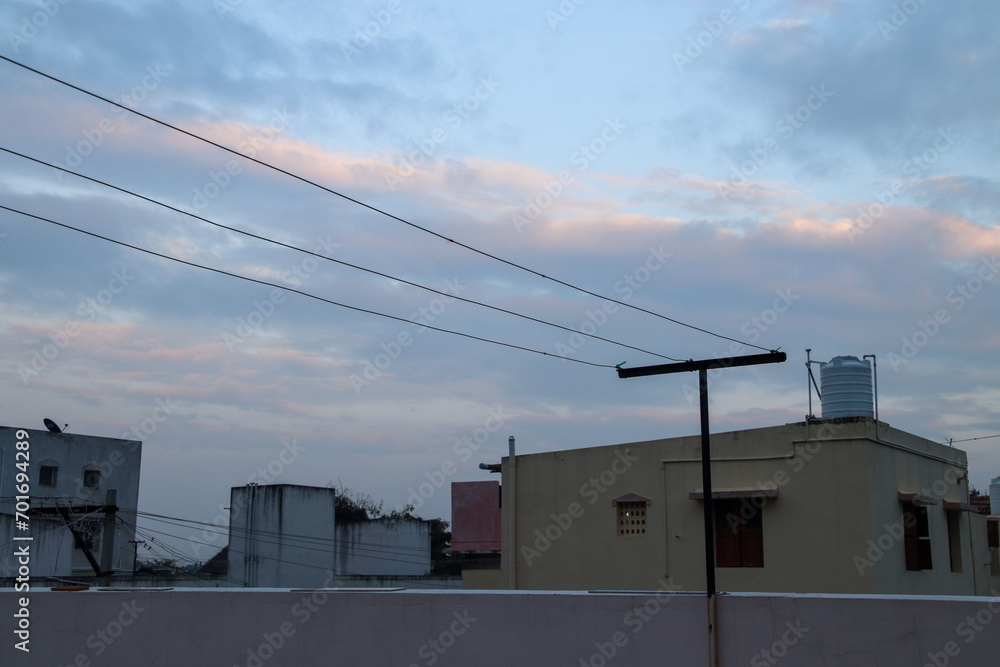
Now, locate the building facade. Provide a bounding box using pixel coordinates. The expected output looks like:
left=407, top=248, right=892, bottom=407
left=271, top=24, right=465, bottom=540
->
left=451, top=480, right=501, bottom=571
left=465, top=417, right=999, bottom=596
left=227, top=484, right=433, bottom=588
left=0, top=425, right=141, bottom=579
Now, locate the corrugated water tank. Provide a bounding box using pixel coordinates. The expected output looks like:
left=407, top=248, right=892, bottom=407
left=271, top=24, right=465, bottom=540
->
left=990, top=477, right=1000, bottom=516
left=820, top=356, right=873, bottom=418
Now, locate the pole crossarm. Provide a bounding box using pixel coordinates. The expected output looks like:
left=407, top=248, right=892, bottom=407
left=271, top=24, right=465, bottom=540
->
left=615, top=350, right=786, bottom=600
left=616, top=351, right=786, bottom=378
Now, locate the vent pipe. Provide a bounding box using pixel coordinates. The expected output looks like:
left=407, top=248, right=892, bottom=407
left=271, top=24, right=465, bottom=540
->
left=990, top=477, right=1000, bottom=516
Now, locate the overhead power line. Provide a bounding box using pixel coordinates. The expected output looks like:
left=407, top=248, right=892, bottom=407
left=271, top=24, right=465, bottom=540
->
left=0, top=146, right=680, bottom=362
left=0, top=204, right=616, bottom=369
left=945, top=434, right=1000, bottom=445
left=130, top=515, right=430, bottom=567
left=128, top=509, right=430, bottom=557
left=0, top=54, right=773, bottom=354
left=119, top=514, right=433, bottom=574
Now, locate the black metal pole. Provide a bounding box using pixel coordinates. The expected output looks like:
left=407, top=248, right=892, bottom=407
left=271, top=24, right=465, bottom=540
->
left=615, top=351, right=786, bottom=600
left=699, top=368, right=715, bottom=598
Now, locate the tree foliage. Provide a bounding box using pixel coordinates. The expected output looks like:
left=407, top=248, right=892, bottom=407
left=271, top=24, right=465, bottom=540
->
left=330, top=482, right=454, bottom=572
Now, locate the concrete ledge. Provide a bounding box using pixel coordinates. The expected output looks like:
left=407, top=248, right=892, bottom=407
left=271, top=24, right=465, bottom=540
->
left=2, top=589, right=999, bottom=666
left=0, top=588, right=705, bottom=666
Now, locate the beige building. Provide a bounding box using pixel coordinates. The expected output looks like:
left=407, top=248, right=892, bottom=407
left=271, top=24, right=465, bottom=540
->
left=466, top=417, right=1000, bottom=595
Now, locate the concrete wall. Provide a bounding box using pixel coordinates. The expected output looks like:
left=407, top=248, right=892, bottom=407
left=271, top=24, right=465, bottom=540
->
left=2, top=589, right=999, bottom=666
left=494, top=418, right=981, bottom=595
left=0, top=426, right=141, bottom=577
left=228, top=484, right=337, bottom=588
left=718, top=592, right=1000, bottom=667
left=0, top=573, right=460, bottom=590
left=664, top=420, right=875, bottom=595
left=865, top=426, right=980, bottom=595
left=0, top=516, right=74, bottom=578
left=336, top=519, right=431, bottom=577
left=228, top=485, right=432, bottom=587
left=451, top=481, right=501, bottom=551
left=462, top=568, right=504, bottom=590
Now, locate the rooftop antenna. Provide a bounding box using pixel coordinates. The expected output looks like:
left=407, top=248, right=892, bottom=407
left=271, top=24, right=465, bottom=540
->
left=43, top=418, right=68, bottom=433
left=805, top=349, right=822, bottom=419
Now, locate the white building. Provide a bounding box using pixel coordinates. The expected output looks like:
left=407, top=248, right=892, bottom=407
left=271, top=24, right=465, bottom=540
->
left=226, top=484, right=432, bottom=588
left=0, top=425, right=142, bottom=579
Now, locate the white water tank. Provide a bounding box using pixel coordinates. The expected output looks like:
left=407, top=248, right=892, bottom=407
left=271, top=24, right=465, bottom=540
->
left=990, top=477, right=1000, bottom=515
left=820, top=356, right=873, bottom=419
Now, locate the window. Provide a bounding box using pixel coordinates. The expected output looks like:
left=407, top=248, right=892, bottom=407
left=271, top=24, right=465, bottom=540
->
left=715, top=499, right=763, bottom=568
left=617, top=501, right=647, bottom=536
left=613, top=494, right=651, bottom=536
left=946, top=511, right=962, bottom=573
left=83, top=469, right=101, bottom=489
left=39, top=465, right=58, bottom=487
left=903, top=506, right=932, bottom=571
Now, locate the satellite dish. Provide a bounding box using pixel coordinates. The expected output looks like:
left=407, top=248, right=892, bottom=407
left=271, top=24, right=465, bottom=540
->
left=43, top=418, right=66, bottom=433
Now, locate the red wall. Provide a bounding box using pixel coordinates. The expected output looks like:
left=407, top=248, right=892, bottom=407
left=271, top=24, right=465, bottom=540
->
left=452, top=481, right=501, bottom=551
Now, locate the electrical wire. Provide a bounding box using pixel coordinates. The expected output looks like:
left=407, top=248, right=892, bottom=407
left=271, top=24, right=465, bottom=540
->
left=0, top=504, right=107, bottom=544
left=0, top=204, right=618, bottom=369
left=123, top=517, right=430, bottom=578
left=2, top=503, right=445, bottom=582
left=0, top=146, right=680, bottom=362
left=0, top=54, right=773, bottom=354
left=124, top=509, right=433, bottom=564
left=125, top=522, right=227, bottom=587
left=7, top=499, right=432, bottom=559
left=130, top=509, right=430, bottom=556
left=945, top=434, right=1000, bottom=445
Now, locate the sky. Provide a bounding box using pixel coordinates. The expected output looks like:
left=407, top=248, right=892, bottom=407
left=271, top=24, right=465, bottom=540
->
left=1, top=0, right=998, bottom=562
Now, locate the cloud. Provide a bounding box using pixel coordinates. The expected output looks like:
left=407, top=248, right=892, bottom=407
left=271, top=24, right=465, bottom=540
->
left=2, top=0, right=998, bottom=551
